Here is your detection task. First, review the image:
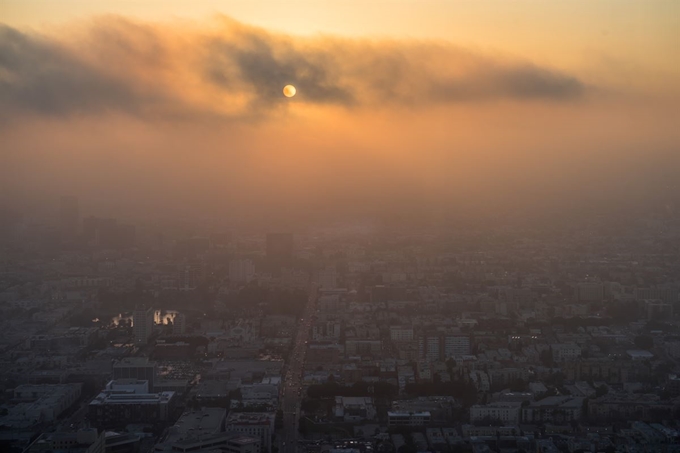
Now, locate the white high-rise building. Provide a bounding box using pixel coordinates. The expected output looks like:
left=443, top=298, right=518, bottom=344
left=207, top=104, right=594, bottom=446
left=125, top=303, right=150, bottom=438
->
left=133, top=307, right=154, bottom=345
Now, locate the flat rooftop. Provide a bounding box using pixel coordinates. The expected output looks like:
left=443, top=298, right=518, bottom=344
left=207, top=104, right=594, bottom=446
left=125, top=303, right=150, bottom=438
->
left=174, top=408, right=227, bottom=436
left=89, top=391, right=174, bottom=405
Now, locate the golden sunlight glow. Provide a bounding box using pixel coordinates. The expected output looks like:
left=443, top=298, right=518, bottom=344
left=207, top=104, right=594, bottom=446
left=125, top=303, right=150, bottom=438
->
left=283, top=85, right=297, bottom=98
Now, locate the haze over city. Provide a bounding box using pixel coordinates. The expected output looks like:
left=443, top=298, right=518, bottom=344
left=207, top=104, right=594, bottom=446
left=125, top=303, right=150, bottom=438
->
left=2, top=1, right=679, bottom=226
left=1, top=2, right=680, bottom=453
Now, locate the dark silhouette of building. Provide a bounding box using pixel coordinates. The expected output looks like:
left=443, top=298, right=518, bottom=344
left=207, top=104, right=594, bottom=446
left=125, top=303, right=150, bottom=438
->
left=82, top=216, right=135, bottom=249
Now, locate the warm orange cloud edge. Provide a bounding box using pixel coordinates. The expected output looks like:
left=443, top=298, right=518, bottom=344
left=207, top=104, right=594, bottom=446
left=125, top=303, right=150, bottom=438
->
left=0, top=14, right=613, bottom=124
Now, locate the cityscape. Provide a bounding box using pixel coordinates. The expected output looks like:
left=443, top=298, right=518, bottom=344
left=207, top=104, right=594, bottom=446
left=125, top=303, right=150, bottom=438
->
left=1, top=196, right=680, bottom=453
left=1, top=1, right=680, bottom=453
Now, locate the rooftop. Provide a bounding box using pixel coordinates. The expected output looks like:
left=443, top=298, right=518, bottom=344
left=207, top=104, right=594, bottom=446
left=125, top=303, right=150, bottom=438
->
left=227, top=412, right=275, bottom=425
left=89, top=391, right=174, bottom=405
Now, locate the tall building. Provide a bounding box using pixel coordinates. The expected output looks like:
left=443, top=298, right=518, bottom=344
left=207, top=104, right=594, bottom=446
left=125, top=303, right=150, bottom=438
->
left=318, top=267, right=338, bottom=290
left=645, top=300, right=674, bottom=320
left=265, top=233, right=294, bottom=262
left=423, top=336, right=441, bottom=361
left=416, top=334, right=470, bottom=360
left=59, top=196, right=79, bottom=239
left=178, top=263, right=201, bottom=291
left=112, top=357, right=157, bottom=391
left=636, top=287, right=679, bottom=304
left=390, top=326, right=414, bottom=342
left=173, top=313, right=187, bottom=335
left=229, top=259, right=255, bottom=284
left=82, top=216, right=135, bottom=249
left=444, top=335, right=471, bottom=357
left=133, top=307, right=154, bottom=345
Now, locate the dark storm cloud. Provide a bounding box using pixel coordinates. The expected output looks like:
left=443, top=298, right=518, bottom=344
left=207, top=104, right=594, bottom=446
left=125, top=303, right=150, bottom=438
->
left=427, top=64, right=584, bottom=103
left=207, top=24, right=586, bottom=109
left=0, top=25, right=143, bottom=117
left=207, top=31, right=354, bottom=108
left=0, top=17, right=588, bottom=121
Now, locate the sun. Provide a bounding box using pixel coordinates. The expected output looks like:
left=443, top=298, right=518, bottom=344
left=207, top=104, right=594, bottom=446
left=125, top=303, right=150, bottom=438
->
left=283, top=85, right=296, bottom=98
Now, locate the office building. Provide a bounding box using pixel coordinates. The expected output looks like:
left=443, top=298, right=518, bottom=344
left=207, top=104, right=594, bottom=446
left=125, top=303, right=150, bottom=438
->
left=387, top=411, right=431, bottom=426
left=522, top=396, right=584, bottom=424
left=345, top=340, right=382, bottom=357
left=551, top=343, right=582, bottom=362
left=25, top=429, right=105, bottom=453
left=173, top=313, right=187, bottom=334
left=88, top=390, right=175, bottom=429
left=133, top=307, right=154, bottom=345
left=155, top=408, right=229, bottom=452
left=333, top=397, right=377, bottom=422
left=645, top=299, right=674, bottom=320
left=12, top=383, right=82, bottom=422
left=444, top=335, right=471, bottom=357
left=390, top=326, right=414, bottom=342
left=178, top=263, right=201, bottom=291
left=418, top=335, right=441, bottom=361
left=112, top=357, right=157, bottom=392
left=470, top=402, right=522, bottom=425
left=312, top=320, right=341, bottom=341
left=105, top=379, right=149, bottom=394
left=229, top=259, right=256, bottom=284
left=635, top=287, right=679, bottom=304
left=226, top=412, right=275, bottom=453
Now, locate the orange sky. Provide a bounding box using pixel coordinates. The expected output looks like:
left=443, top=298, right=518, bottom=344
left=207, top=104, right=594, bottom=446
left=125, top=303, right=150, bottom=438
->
left=0, top=1, right=678, bottom=221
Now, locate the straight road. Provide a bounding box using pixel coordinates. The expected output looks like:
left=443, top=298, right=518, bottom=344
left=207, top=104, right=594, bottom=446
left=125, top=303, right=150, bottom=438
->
left=281, top=291, right=316, bottom=453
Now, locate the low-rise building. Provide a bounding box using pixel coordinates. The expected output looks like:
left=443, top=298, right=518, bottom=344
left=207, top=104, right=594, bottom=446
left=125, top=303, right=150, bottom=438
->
left=88, top=389, right=174, bottom=428
left=470, top=402, right=522, bottom=425
left=551, top=343, right=581, bottom=362
left=522, top=396, right=583, bottom=424
left=333, top=397, right=377, bottom=422
left=226, top=412, right=275, bottom=453
left=387, top=411, right=431, bottom=426
left=12, top=383, right=82, bottom=422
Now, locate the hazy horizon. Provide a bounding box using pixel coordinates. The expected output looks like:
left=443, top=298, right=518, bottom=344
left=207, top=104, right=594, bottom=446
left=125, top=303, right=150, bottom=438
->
left=1, top=2, right=679, bottom=227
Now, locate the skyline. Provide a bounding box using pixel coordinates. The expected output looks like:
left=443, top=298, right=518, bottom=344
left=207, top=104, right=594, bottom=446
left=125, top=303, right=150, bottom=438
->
left=2, top=3, right=680, bottom=453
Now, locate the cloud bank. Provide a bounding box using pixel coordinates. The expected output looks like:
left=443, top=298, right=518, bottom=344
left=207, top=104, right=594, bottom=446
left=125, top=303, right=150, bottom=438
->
left=0, top=16, right=587, bottom=121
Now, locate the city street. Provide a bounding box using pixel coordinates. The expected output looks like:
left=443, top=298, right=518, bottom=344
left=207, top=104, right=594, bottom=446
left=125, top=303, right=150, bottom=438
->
left=281, top=291, right=316, bottom=453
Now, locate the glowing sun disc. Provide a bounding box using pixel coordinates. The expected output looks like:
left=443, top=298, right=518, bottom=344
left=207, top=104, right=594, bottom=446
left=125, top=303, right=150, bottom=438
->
left=283, top=85, right=296, bottom=97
